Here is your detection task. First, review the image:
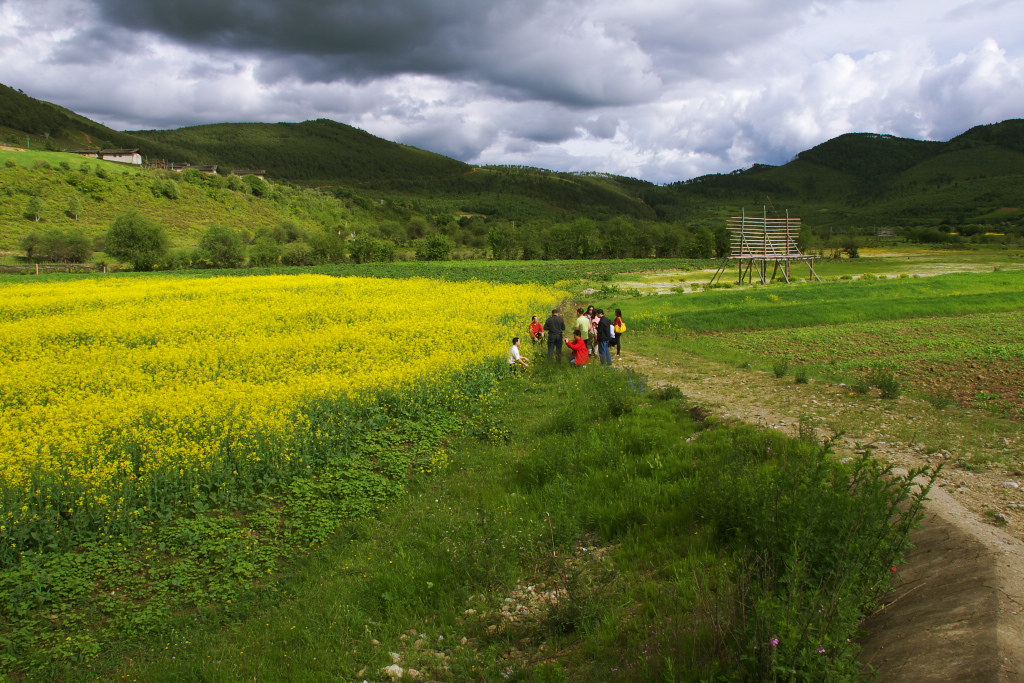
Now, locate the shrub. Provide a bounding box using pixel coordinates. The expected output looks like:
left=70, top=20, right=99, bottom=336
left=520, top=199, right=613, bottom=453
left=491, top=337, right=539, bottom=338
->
left=105, top=210, right=169, bottom=271
left=242, top=174, right=270, bottom=197
left=869, top=368, right=901, bottom=399
left=280, top=242, right=315, bottom=266
left=349, top=234, right=395, bottom=263
left=772, top=360, right=790, bottom=378
left=415, top=234, right=455, bottom=261
left=197, top=225, right=246, bottom=268
left=850, top=379, right=871, bottom=395
left=306, top=229, right=346, bottom=264
left=248, top=237, right=282, bottom=267
left=924, top=390, right=955, bottom=410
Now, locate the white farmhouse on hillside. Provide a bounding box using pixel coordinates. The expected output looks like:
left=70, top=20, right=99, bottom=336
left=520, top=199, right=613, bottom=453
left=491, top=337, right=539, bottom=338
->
left=66, top=148, right=143, bottom=165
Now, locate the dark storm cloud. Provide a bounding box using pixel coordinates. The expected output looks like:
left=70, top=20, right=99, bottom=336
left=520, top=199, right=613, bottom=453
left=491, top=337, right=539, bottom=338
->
left=91, top=0, right=660, bottom=106
left=4, top=0, right=1023, bottom=183
left=94, top=0, right=479, bottom=74
left=45, top=25, right=139, bottom=65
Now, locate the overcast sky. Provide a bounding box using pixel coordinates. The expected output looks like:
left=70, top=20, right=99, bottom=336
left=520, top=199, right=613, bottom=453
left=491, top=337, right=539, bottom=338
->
left=1, top=0, right=1022, bottom=183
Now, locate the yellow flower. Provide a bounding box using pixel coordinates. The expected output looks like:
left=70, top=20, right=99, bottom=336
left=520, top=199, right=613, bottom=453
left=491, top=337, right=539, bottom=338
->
left=0, top=273, right=565, bottom=543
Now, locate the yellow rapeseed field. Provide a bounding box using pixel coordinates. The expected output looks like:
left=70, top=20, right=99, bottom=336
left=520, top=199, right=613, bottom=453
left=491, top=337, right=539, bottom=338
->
left=0, top=273, right=563, bottom=557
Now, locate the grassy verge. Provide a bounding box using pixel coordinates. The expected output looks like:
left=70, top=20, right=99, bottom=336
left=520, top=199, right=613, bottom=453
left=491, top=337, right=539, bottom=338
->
left=67, top=363, right=935, bottom=681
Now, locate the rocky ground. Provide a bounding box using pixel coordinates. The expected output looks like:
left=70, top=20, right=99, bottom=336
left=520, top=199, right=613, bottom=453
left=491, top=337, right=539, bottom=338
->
left=618, top=350, right=1024, bottom=681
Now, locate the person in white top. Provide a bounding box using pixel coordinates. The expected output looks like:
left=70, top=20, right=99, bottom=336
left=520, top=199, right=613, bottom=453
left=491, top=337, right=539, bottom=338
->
left=508, top=336, right=530, bottom=374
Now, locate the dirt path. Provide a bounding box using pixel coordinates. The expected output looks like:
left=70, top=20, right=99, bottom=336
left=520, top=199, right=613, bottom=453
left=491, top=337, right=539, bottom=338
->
left=617, top=350, right=1024, bottom=681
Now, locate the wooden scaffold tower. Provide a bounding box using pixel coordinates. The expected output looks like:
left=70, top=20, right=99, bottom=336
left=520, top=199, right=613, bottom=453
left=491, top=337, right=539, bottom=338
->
left=710, top=208, right=821, bottom=285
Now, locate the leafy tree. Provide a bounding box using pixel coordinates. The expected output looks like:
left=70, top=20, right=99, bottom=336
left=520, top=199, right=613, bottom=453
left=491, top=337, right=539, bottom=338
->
left=105, top=210, right=169, bottom=271
left=21, top=231, right=43, bottom=260
left=349, top=233, right=395, bottom=263
left=226, top=174, right=245, bottom=192
left=682, top=226, right=714, bottom=258
left=67, top=194, right=82, bottom=220
left=249, top=237, right=282, bottom=267
left=280, top=242, right=315, bottom=266
left=21, top=228, right=92, bottom=262
left=518, top=222, right=544, bottom=260
left=405, top=216, right=430, bottom=241
left=24, top=196, right=42, bottom=222
left=307, top=229, right=347, bottom=264
left=254, top=221, right=304, bottom=245
left=603, top=216, right=633, bottom=258
left=42, top=228, right=92, bottom=263
left=713, top=225, right=731, bottom=257
left=486, top=222, right=519, bottom=260
left=414, top=234, right=454, bottom=261
left=573, top=218, right=602, bottom=259
left=544, top=222, right=578, bottom=259
left=198, top=225, right=245, bottom=268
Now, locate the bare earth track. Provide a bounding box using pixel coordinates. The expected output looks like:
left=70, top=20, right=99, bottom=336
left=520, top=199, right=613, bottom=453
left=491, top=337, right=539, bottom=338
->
left=617, top=351, right=1024, bottom=681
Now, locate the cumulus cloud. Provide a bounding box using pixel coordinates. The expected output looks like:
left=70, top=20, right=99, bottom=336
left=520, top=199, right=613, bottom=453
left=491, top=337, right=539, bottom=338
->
left=0, top=0, right=1022, bottom=183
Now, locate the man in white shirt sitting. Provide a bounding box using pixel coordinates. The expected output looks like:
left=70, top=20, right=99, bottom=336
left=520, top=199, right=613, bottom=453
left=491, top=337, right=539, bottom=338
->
left=508, top=337, right=530, bottom=374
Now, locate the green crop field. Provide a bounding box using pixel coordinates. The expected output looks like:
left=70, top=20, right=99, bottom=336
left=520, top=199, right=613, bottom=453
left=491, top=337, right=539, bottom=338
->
left=617, top=269, right=1024, bottom=419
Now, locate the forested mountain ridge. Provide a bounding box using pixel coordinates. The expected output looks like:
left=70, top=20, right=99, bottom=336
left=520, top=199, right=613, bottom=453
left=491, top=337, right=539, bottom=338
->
left=645, top=119, right=1024, bottom=229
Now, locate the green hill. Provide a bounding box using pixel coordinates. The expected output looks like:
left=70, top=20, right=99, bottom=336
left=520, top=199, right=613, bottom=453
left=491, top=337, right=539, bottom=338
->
left=1, top=82, right=1023, bottom=262
left=129, top=119, right=470, bottom=184
left=127, top=121, right=656, bottom=221
left=646, top=120, right=1024, bottom=232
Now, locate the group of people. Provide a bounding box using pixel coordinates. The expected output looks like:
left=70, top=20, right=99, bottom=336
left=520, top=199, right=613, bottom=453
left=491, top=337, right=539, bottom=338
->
left=511, top=306, right=626, bottom=372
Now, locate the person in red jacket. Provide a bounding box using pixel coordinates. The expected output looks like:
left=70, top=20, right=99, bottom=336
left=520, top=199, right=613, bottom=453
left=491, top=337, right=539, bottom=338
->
left=529, top=315, right=545, bottom=343
left=565, top=329, right=589, bottom=367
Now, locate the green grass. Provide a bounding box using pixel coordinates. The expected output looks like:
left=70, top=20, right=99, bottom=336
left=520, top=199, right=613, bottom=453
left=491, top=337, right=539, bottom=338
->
left=621, top=269, right=1024, bottom=334
left=0, top=149, right=358, bottom=251
left=615, top=268, right=1024, bottom=422
left=8, top=364, right=934, bottom=681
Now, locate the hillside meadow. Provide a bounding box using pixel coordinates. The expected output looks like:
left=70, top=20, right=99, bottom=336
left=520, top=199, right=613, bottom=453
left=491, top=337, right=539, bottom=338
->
left=0, top=149, right=353, bottom=252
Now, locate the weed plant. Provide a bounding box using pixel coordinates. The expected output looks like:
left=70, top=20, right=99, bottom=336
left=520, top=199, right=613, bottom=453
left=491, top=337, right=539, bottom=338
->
left=866, top=364, right=902, bottom=399
left=924, top=390, right=955, bottom=409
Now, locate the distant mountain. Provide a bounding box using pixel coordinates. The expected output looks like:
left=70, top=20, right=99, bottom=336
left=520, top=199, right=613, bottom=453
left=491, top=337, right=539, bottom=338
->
left=2, top=82, right=1022, bottom=233
left=0, top=83, right=186, bottom=159
left=645, top=120, right=1024, bottom=229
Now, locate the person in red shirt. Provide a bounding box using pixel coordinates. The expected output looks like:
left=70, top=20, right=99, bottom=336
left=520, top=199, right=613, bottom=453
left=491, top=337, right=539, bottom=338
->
left=529, top=315, right=544, bottom=344
left=565, top=329, right=589, bottom=367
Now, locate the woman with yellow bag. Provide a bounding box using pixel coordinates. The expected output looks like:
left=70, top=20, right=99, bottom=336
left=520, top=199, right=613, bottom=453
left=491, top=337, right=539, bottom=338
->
left=612, top=308, right=626, bottom=356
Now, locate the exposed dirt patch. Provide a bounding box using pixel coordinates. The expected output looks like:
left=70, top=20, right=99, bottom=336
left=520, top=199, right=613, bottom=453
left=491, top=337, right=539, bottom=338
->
left=618, top=350, right=1024, bottom=681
